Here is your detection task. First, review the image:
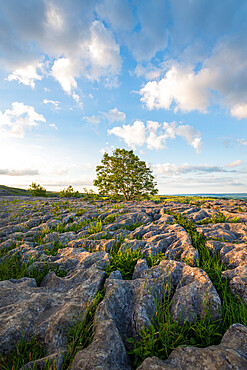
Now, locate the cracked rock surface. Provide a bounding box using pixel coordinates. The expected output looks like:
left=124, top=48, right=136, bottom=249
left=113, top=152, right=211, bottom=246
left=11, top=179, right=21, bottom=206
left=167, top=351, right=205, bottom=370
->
left=0, top=196, right=247, bottom=369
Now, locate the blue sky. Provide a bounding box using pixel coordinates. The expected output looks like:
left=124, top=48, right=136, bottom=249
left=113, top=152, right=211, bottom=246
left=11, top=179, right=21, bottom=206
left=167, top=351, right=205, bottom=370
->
left=0, top=0, right=246, bottom=194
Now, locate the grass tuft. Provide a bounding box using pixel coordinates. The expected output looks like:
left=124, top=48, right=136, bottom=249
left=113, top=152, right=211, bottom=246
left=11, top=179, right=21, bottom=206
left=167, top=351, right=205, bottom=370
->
left=62, top=289, right=104, bottom=369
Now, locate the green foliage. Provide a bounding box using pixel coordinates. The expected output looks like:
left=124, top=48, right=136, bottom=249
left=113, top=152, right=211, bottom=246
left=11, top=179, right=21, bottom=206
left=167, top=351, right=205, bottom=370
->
left=112, top=203, right=124, bottom=209
left=87, top=220, right=102, bottom=235
left=62, top=290, right=104, bottom=369
left=238, top=205, right=244, bottom=212
left=128, top=285, right=223, bottom=367
left=82, top=188, right=99, bottom=201
left=0, top=254, right=67, bottom=285
left=196, top=212, right=240, bottom=225
left=76, top=208, right=87, bottom=216
left=0, top=336, right=44, bottom=370
left=0, top=243, right=17, bottom=258
left=105, top=246, right=142, bottom=280
left=146, top=252, right=166, bottom=268
left=0, top=255, right=31, bottom=281
left=128, top=211, right=247, bottom=366
left=28, top=182, right=47, bottom=197
left=122, top=221, right=143, bottom=231
left=94, top=148, right=158, bottom=201
left=26, top=264, right=67, bottom=286
left=44, top=241, right=67, bottom=256
left=59, top=185, right=80, bottom=198
left=104, top=214, right=118, bottom=224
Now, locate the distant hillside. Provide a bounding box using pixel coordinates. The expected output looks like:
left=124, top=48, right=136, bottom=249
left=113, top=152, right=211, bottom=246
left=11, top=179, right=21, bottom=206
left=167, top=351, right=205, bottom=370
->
left=0, top=185, right=31, bottom=196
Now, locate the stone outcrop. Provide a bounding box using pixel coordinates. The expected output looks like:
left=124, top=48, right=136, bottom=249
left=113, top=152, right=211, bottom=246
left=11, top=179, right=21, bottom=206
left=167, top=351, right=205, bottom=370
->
left=0, top=196, right=246, bottom=369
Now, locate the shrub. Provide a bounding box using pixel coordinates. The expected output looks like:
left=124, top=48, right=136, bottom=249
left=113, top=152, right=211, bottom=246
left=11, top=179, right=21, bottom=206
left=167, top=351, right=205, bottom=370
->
left=59, top=185, right=80, bottom=198
left=28, top=182, right=46, bottom=197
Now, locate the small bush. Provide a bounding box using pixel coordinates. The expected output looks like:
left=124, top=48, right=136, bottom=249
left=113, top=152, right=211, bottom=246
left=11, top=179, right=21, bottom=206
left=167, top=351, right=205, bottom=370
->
left=59, top=185, right=80, bottom=198
left=28, top=182, right=46, bottom=197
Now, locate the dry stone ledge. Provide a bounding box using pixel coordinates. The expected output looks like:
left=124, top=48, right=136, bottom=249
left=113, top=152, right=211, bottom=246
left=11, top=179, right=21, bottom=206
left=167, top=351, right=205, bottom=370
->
left=1, top=196, right=247, bottom=368
left=137, top=323, right=247, bottom=370
left=196, top=222, right=247, bottom=243
left=203, top=238, right=247, bottom=303
left=71, top=259, right=221, bottom=369
left=0, top=250, right=110, bottom=356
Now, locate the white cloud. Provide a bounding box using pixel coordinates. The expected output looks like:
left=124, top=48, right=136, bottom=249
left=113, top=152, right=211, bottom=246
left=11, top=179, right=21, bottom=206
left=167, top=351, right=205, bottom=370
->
left=43, top=99, right=60, bottom=108
left=51, top=58, right=78, bottom=94
left=84, top=107, right=126, bottom=125
left=231, top=104, right=247, bottom=119
left=49, top=20, right=121, bottom=96
left=49, top=123, right=58, bottom=130
left=84, top=115, right=102, bottom=125
left=0, top=168, right=38, bottom=176
left=139, top=65, right=210, bottom=112
left=101, top=107, right=126, bottom=123
left=237, top=138, right=247, bottom=146
left=87, top=20, right=121, bottom=78
left=226, top=160, right=243, bottom=168
left=152, top=163, right=230, bottom=176
left=108, top=120, right=202, bottom=152
left=175, top=124, right=202, bottom=153
left=108, top=120, right=146, bottom=149
left=0, top=102, right=46, bottom=138
left=7, top=62, right=43, bottom=88
left=139, top=35, right=247, bottom=118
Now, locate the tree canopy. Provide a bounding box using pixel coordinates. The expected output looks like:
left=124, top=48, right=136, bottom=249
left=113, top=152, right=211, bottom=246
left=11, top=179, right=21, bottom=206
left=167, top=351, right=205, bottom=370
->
left=93, top=148, right=158, bottom=201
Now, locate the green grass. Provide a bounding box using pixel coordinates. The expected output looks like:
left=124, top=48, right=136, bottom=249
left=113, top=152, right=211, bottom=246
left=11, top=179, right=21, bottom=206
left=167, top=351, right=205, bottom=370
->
left=0, top=336, right=44, bottom=370
left=128, top=284, right=223, bottom=367
left=87, top=220, right=103, bottom=235
left=127, top=212, right=247, bottom=366
left=121, top=221, right=143, bottom=231
left=196, top=212, right=240, bottom=225
left=112, top=203, right=124, bottom=209
left=62, top=290, right=104, bottom=369
left=0, top=254, right=67, bottom=285
left=44, top=241, right=67, bottom=256
left=0, top=255, right=32, bottom=281
left=0, top=243, right=17, bottom=258
left=26, top=264, right=67, bottom=286
left=103, top=214, right=118, bottom=224
left=105, top=242, right=142, bottom=280
left=145, top=252, right=166, bottom=268
left=76, top=208, right=87, bottom=216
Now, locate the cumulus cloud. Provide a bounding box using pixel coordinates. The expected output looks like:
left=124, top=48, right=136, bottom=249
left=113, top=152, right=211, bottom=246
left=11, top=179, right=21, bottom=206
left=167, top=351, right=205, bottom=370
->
left=139, top=33, right=247, bottom=118
left=0, top=1, right=121, bottom=96
left=7, top=62, right=43, bottom=88
left=108, top=120, right=202, bottom=152
left=101, top=107, right=126, bottom=123
left=108, top=120, right=146, bottom=149
left=50, top=20, right=121, bottom=95
left=0, top=169, right=39, bottom=176
left=51, top=58, right=78, bottom=94
left=0, top=102, right=46, bottom=137
left=231, top=104, right=247, bottom=119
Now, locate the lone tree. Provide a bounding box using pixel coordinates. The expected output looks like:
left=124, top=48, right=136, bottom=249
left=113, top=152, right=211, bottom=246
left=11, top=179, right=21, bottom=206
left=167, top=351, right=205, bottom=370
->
left=94, top=148, right=158, bottom=201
